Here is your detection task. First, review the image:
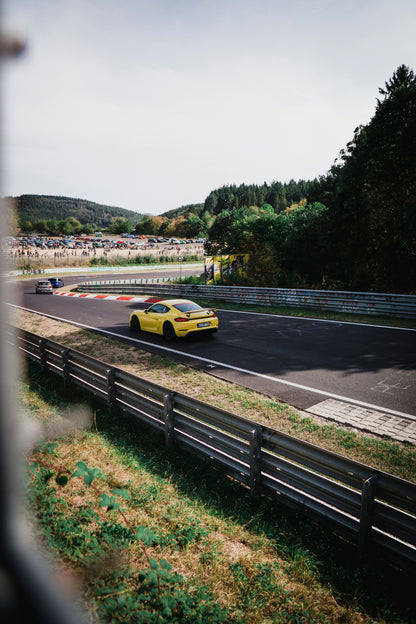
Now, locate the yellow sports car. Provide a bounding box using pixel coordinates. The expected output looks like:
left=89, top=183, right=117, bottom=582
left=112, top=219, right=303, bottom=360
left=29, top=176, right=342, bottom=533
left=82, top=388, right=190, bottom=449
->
left=129, top=299, right=218, bottom=340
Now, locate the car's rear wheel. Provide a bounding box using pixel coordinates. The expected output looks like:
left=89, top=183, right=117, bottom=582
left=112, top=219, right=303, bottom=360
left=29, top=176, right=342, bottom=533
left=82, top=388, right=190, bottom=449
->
left=130, top=315, right=141, bottom=332
left=163, top=321, right=175, bottom=341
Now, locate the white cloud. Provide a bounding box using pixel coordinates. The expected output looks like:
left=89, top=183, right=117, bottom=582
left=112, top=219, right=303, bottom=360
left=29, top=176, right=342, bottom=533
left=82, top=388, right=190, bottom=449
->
left=3, top=0, right=416, bottom=214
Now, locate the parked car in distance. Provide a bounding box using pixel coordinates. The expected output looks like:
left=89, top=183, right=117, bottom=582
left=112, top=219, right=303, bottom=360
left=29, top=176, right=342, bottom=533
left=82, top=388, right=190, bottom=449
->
left=129, top=298, right=218, bottom=340
left=36, top=279, right=53, bottom=294
left=49, top=277, right=64, bottom=288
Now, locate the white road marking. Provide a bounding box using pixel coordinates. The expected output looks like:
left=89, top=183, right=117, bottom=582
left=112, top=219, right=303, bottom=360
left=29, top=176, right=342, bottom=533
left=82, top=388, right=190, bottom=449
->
left=11, top=303, right=416, bottom=422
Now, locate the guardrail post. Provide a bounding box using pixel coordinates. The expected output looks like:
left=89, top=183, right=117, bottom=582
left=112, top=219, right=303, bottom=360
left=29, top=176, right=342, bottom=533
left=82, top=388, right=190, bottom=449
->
left=358, top=474, right=378, bottom=556
left=164, top=392, right=176, bottom=448
left=61, top=349, right=71, bottom=387
left=249, top=427, right=262, bottom=496
left=39, top=338, right=47, bottom=372
left=106, top=368, right=118, bottom=414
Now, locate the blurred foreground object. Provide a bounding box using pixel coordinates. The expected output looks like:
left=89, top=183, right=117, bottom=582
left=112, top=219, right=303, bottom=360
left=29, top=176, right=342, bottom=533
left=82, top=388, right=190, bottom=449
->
left=0, top=21, right=85, bottom=623
left=0, top=32, right=25, bottom=57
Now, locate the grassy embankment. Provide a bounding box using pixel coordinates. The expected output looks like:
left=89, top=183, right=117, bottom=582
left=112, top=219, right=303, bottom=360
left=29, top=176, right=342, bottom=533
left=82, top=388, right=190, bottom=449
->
left=16, top=300, right=416, bottom=624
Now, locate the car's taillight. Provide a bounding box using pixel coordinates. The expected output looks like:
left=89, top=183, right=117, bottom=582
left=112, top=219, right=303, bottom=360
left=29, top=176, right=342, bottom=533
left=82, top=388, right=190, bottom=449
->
left=174, top=317, right=188, bottom=322
left=211, top=312, right=216, bottom=317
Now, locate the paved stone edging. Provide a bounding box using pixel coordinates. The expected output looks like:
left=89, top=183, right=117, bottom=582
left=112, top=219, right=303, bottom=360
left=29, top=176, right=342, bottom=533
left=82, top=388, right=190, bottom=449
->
left=307, top=398, right=416, bottom=445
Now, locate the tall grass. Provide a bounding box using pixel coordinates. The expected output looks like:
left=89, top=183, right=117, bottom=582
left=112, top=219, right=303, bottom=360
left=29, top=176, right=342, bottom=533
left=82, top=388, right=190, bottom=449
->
left=89, top=254, right=202, bottom=267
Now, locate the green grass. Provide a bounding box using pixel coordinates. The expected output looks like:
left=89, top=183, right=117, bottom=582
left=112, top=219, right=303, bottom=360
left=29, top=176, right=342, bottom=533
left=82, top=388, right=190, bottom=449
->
left=22, top=361, right=415, bottom=624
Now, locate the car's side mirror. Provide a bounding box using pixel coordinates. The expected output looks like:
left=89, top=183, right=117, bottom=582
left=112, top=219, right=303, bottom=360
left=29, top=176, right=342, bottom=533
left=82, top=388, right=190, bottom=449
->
left=144, top=309, right=148, bottom=314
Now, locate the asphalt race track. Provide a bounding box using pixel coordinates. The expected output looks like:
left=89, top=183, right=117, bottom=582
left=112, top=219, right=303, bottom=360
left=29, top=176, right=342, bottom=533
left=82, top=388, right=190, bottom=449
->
left=13, top=271, right=416, bottom=420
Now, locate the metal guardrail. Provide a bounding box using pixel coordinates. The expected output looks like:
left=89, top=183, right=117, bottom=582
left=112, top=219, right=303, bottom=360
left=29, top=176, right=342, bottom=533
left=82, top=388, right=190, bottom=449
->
left=77, top=281, right=416, bottom=319
left=14, top=328, right=416, bottom=573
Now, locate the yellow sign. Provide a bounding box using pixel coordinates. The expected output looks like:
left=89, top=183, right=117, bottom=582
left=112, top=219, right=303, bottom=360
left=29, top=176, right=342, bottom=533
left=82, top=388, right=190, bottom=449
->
left=205, top=254, right=249, bottom=283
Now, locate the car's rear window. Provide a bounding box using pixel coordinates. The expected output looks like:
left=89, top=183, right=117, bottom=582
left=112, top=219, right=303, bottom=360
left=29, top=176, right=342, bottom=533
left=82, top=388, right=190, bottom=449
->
left=173, top=302, right=202, bottom=313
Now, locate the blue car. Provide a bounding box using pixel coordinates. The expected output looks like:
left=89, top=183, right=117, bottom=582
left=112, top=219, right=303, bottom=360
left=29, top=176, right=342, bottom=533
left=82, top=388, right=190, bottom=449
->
left=49, top=277, right=64, bottom=288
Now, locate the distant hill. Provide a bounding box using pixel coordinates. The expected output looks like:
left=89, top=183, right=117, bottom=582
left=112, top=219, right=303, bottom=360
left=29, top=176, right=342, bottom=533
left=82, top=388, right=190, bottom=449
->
left=12, top=195, right=144, bottom=228
left=161, top=202, right=205, bottom=220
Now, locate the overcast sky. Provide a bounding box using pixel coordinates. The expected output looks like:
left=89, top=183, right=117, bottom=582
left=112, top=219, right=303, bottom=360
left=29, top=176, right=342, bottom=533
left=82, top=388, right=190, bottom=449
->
left=2, top=0, right=415, bottom=216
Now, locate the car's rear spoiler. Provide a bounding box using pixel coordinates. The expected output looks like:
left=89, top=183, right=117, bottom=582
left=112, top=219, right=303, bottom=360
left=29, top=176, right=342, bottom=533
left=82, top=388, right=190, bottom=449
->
left=185, top=307, right=216, bottom=317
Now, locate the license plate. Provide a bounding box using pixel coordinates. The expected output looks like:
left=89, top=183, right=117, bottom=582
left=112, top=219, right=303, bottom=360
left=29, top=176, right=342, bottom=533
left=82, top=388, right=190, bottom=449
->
left=197, top=322, right=210, bottom=328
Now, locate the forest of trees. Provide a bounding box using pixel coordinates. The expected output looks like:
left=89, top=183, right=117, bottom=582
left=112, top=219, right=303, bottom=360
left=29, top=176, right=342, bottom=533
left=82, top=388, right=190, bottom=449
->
left=134, top=179, right=314, bottom=240
left=8, top=66, right=415, bottom=294
left=143, top=66, right=415, bottom=293
left=303, top=64, right=416, bottom=293
left=202, top=65, right=415, bottom=294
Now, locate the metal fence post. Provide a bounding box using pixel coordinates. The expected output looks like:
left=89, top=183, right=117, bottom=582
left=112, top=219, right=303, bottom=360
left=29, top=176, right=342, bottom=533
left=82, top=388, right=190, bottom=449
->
left=358, top=474, right=378, bottom=556
left=250, top=427, right=262, bottom=496
left=164, top=392, right=176, bottom=448
left=61, top=348, right=71, bottom=387
left=106, top=368, right=117, bottom=414
left=39, top=338, right=47, bottom=372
